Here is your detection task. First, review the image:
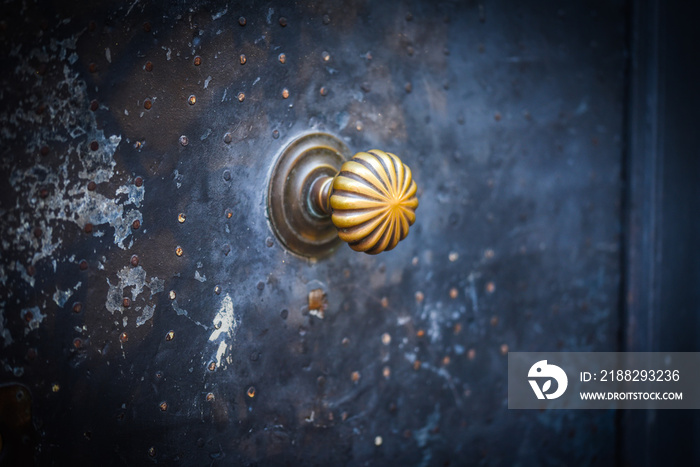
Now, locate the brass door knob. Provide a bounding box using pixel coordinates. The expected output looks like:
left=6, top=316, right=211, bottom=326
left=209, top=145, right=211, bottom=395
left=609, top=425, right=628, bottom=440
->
left=310, top=150, right=419, bottom=254
left=268, top=132, right=419, bottom=258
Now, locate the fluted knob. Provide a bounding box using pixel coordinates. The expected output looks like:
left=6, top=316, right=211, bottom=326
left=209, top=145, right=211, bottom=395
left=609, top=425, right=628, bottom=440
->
left=268, top=133, right=419, bottom=258
left=313, top=150, right=419, bottom=254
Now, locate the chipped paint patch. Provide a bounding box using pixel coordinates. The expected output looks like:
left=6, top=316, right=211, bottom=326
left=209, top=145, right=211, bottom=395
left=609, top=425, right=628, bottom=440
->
left=106, top=266, right=162, bottom=327
left=21, top=307, right=45, bottom=335
left=171, top=299, right=208, bottom=329
left=136, top=304, right=155, bottom=327
left=207, top=294, right=237, bottom=369
left=53, top=282, right=80, bottom=307
left=1, top=35, right=145, bottom=292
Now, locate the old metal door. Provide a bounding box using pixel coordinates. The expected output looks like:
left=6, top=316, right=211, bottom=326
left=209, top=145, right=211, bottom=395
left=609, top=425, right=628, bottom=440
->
left=1, top=0, right=629, bottom=465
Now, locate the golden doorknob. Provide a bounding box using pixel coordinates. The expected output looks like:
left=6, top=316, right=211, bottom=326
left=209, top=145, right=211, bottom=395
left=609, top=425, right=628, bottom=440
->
left=310, top=150, right=419, bottom=254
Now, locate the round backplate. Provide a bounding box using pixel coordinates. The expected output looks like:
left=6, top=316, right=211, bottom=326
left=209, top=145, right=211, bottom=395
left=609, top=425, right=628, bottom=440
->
left=267, top=132, right=349, bottom=258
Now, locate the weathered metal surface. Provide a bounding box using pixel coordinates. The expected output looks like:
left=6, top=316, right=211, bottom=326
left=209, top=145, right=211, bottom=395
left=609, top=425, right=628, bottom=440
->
left=0, top=0, right=626, bottom=465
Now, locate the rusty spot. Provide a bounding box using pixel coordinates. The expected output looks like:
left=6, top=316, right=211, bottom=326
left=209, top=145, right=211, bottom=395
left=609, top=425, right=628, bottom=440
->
left=308, top=289, right=327, bottom=313
left=134, top=176, right=143, bottom=187
left=494, top=112, right=502, bottom=122
left=90, top=99, right=98, bottom=111
left=223, top=133, right=233, bottom=144
left=143, top=21, right=151, bottom=32
left=278, top=17, right=287, bottom=27
left=247, top=386, right=256, bottom=398
left=165, top=330, right=174, bottom=341
left=206, top=393, right=215, bottom=401
left=89, top=141, right=98, bottom=151
left=320, top=86, right=328, bottom=96
left=72, top=302, right=82, bottom=313
left=87, top=181, right=97, bottom=191
left=239, top=54, right=247, bottom=65
left=119, top=332, right=128, bottom=343
left=416, top=329, right=425, bottom=338
left=490, top=315, right=499, bottom=326
left=159, top=401, right=167, bottom=411
left=40, top=145, right=49, bottom=156
left=122, top=297, right=130, bottom=308
left=413, top=360, right=422, bottom=370
left=33, top=227, right=42, bottom=239
left=193, top=56, right=202, bottom=66
left=380, top=297, right=389, bottom=308
left=143, top=99, right=152, bottom=110
left=84, top=223, right=93, bottom=234
left=350, top=371, right=360, bottom=383
left=79, top=260, right=88, bottom=270
left=238, top=16, right=246, bottom=26
left=88, top=62, right=97, bottom=73
left=132, top=219, right=140, bottom=230
left=26, top=265, right=35, bottom=276
left=144, top=61, right=153, bottom=72
left=39, top=187, right=48, bottom=198
left=449, top=287, right=458, bottom=299
left=208, top=362, right=216, bottom=371
left=73, top=338, right=82, bottom=349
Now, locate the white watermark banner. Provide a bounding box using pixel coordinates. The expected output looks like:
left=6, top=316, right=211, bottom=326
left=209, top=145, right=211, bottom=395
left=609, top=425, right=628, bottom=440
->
left=508, top=352, right=700, bottom=409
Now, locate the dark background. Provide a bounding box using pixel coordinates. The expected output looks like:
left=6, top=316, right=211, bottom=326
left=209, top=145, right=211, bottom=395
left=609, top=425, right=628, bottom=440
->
left=0, top=0, right=697, bottom=465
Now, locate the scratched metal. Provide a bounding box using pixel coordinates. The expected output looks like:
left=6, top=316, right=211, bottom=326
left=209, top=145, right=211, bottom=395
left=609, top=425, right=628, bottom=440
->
left=0, top=0, right=625, bottom=465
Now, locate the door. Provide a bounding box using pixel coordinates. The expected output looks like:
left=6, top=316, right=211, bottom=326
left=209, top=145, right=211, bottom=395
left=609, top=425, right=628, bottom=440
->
left=0, top=0, right=645, bottom=465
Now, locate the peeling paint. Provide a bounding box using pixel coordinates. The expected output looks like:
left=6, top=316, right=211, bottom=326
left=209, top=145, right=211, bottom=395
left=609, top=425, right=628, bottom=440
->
left=106, top=266, right=162, bottom=320
left=52, top=283, right=80, bottom=307
left=136, top=304, right=155, bottom=327
left=207, top=294, right=237, bottom=368
left=171, top=299, right=208, bottom=329
left=21, top=307, right=45, bottom=335
left=1, top=35, right=145, bottom=293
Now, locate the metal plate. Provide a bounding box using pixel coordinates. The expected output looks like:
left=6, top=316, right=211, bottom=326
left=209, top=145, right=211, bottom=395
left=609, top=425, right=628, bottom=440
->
left=0, top=0, right=626, bottom=465
left=267, top=132, right=348, bottom=258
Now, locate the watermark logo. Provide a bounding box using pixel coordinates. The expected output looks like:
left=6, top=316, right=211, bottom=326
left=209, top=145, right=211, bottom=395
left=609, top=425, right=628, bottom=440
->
left=528, top=360, right=568, bottom=400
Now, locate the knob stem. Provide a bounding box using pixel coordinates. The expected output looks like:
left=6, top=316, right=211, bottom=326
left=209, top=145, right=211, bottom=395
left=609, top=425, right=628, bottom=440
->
left=308, top=175, right=333, bottom=217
